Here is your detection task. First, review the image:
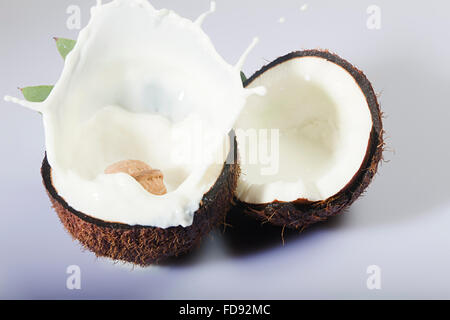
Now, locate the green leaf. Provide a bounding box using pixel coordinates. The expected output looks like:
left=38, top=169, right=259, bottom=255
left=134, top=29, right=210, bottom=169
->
left=54, top=37, right=76, bottom=59
left=240, top=71, right=247, bottom=85
left=21, top=85, right=54, bottom=102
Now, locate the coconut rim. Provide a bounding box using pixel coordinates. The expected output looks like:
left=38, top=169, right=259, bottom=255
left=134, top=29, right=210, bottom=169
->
left=238, top=49, right=383, bottom=206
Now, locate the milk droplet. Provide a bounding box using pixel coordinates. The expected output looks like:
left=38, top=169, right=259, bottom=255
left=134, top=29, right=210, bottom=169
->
left=196, top=1, right=216, bottom=26
left=245, top=86, right=266, bottom=97
left=178, top=91, right=185, bottom=101
left=236, top=37, right=259, bottom=70
left=4, top=95, right=44, bottom=113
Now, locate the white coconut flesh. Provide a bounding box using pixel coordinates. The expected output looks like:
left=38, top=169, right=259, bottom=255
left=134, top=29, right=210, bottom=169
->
left=235, top=56, right=373, bottom=204
left=5, top=0, right=264, bottom=228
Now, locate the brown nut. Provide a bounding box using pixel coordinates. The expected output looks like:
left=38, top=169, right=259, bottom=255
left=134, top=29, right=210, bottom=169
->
left=135, top=169, right=167, bottom=196
left=105, top=160, right=167, bottom=195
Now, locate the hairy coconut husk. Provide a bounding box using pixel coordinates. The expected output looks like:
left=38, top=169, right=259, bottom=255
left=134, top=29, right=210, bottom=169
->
left=234, top=50, right=384, bottom=230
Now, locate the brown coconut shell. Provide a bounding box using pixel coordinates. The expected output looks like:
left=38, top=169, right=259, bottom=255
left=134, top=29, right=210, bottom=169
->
left=234, top=50, right=384, bottom=230
left=41, top=147, right=239, bottom=266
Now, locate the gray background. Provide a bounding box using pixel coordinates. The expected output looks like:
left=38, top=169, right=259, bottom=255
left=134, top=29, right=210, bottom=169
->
left=0, top=0, right=449, bottom=299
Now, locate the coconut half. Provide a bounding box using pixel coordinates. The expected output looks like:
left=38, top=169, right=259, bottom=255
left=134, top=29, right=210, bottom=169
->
left=5, top=0, right=263, bottom=265
left=234, top=50, right=383, bottom=229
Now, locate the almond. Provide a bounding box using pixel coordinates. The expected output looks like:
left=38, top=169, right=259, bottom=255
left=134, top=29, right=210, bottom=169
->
left=105, top=160, right=167, bottom=195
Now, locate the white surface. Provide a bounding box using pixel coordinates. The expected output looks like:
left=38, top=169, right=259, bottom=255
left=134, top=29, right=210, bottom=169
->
left=0, top=0, right=449, bottom=299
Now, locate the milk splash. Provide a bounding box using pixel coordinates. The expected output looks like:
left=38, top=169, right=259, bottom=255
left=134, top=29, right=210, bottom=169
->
left=4, top=0, right=265, bottom=228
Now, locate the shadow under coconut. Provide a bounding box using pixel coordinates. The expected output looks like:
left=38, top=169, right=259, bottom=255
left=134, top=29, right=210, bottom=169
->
left=158, top=245, right=205, bottom=267
left=158, top=230, right=227, bottom=267
left=222, top=206, right=347, bottom=256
